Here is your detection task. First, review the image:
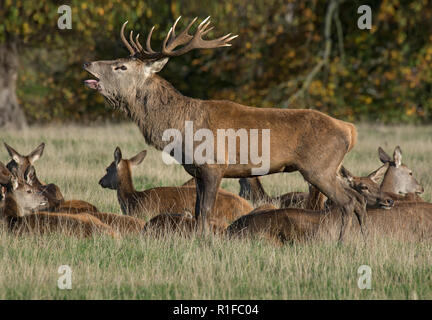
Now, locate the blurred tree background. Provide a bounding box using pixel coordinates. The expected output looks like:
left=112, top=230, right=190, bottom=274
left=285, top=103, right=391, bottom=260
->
left=1, top=0, right=432, bottom=127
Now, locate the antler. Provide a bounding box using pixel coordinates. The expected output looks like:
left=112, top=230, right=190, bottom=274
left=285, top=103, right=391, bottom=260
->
left=120, top=16, right=238, bottom=60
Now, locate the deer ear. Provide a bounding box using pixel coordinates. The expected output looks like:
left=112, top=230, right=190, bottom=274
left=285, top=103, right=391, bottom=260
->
left=393, top=146, right=402, bottom=167
left=367, top=163, right=389, bottom=184
left=27, top=143, right=45, bottom=164
left=0, top=161, right=12, bottom=185
left=4, top=142, right=24, bottom=164
left=114, top=147, right=122, bottom=165
left=340, top=166, right=354, bottom=183
left=378, top=147, right=392, bottom=164
left=147, top=58, right=169, bottom=74
left=129, top=150, right=147, bottom=166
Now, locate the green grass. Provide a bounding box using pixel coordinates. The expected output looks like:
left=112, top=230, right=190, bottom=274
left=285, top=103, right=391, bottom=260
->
left=0, top=123, right=431, bottom=299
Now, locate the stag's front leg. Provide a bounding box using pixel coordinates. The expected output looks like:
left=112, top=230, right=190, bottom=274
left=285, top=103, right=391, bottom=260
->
left=194, top=168, right=223, bottom=235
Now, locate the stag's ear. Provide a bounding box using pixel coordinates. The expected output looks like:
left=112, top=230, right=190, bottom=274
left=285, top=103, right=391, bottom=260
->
left=340, top=166, right=354, bottom=184
left=114, top=147, right=122, bottom=165
left=4, top=143, right=24, bottom=164
left=27, top=143, right=45, bottom=164
left=0, top=161, right=12, bottom=185
left=24, top=166, right=36, bottom=185
left=378, top=147, right=392, bottom=164
left=129, top=150, right=147, bottom=167
left=393, top=146, right=402, bottom=167
left=147, top=58, right=169, bottom=74
left=367, top=163, right=389, bottom=184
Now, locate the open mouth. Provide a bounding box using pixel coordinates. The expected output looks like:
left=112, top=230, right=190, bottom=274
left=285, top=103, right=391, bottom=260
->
left=83, top=66, right=101, bottom=91
left=84, top=77, right=100, bottom=90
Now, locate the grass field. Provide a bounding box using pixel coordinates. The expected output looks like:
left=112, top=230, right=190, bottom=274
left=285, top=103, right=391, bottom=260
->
left=0, top=123, right=431, bottom=299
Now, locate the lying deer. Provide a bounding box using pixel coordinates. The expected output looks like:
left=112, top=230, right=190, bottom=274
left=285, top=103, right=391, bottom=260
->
left=227, top=199, right=432, bottom=245
left=99, top=147, right=253, bottom=226
left=0, top=162, right=117, bottom=238
left=84, top=16, right=365, bottom=241
left=4, top=142, right=98, bottom=213
left=227, top=169, right=400, bottom=245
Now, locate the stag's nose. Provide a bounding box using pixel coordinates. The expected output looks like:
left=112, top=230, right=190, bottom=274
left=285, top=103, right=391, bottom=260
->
left=83, top=62, right=92, bottom=69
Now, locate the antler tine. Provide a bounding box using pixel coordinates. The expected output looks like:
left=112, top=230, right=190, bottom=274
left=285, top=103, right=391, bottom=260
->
left=120, top=21, right=136, bottom=55
left=170, top=16, right=182, bottom=40
left=216, top=33, right=238, bottom=43
left=198, top=16, right=211, bottom=30
left=162, top=27, right=173, bottom=52
left=199, top=21, right=212, bottom=34
left=135, top=34, right=143, bottom=52
left=129, top=30, right=141, bottom=52
left=145, top=26, right=157, bottom=54
left=201, top=25, right=215, bottom=37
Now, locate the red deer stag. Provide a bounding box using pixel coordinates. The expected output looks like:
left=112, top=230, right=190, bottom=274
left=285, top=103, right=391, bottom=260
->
left=4, top=142, right=98, bottom=213
left=98, top=147, right=252, bottom=226
left=84, top=16, right=364, bottom=241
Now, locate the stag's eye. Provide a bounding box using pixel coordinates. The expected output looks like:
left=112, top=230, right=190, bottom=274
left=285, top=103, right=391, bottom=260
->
left=115, top=66, right=127, bottom=71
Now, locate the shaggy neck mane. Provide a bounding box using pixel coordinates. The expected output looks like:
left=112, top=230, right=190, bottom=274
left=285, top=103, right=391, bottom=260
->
left=115, top=75, right=206, bottom=151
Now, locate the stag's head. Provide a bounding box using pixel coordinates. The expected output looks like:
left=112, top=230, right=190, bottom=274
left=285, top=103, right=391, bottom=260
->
left=83, top=16, right=237, bottom=107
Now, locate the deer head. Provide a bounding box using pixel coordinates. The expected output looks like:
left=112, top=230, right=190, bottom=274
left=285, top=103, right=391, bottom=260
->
left=0, top=162, right=48, bottom=217
left=378, top=146, right=424, bottom=195
left=99, top=147, right=147, bottom=190
left=340, top=165, right=394, bottom=209
left=83, top=16, right=237, bottom=108
left=4, top=142, right=45, bottom=182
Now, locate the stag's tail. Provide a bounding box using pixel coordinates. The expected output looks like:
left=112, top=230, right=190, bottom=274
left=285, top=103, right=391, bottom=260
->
left=345, top=122, right=358, bottom=152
